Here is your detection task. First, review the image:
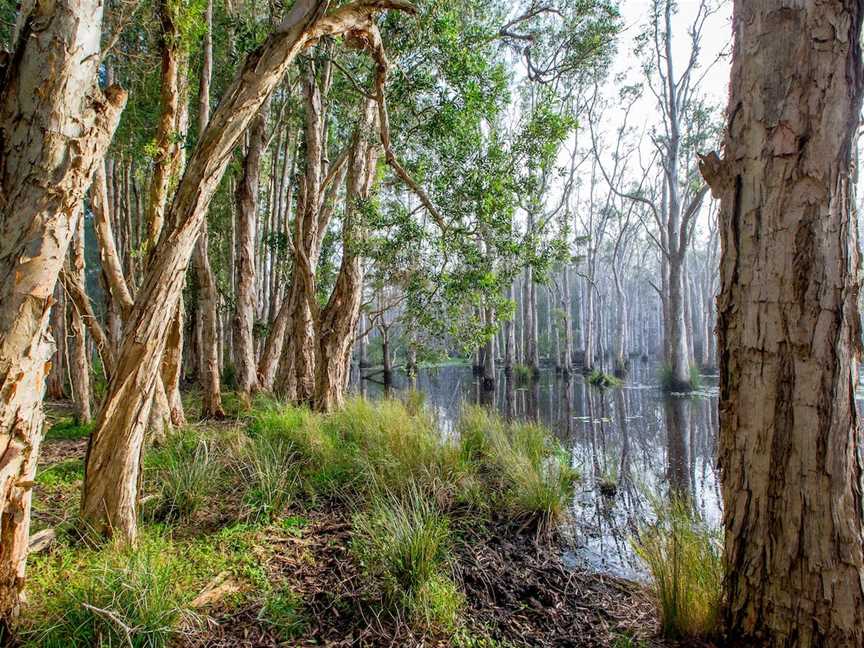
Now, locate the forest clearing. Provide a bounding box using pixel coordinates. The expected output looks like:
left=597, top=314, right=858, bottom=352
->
left=0, top=0, right=862, bottom=645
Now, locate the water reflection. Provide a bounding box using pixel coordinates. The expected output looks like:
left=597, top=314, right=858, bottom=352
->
left=351, top=362, right=721, bottom=579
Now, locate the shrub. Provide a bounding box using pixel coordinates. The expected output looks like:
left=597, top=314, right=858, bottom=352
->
left=633, top=498, right=723, bottom=640
left=22, top=534, right=192, bottom=648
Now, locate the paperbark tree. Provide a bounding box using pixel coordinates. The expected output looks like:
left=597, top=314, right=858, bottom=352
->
left=275, top=60, right=343, bottom=403
left=234, top=99, right=269, bottom=401
left=0, top=0, right=125, bottom=627
left=81, top=0, right=416, bottom=543
left=67, top=215, right=92, bottom=423
left=313, top=99, right=379, bottom=411
left=701, top=1, right=864, bottom=644
left=192, top=0, right=225, bottom=419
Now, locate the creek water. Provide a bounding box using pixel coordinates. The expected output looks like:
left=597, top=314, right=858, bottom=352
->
left=351, top=361, right=721, bottom=581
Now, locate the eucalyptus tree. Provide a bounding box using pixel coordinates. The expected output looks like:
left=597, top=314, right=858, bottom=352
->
left=701, top=0, right=864, bottom=643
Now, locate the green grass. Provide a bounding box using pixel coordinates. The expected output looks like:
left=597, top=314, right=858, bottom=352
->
left=352, top=486, right=461, bottom=632
left=36, top=459, right=84, bottom=487
left=259, top=588, right=307, bottom=641
left=24, top=396, right=579, bottom=643
left=21, top=533, right=193, bottom=648
left=21, top=522, right=272, bottom=647
left=457, top=405, right=578, bottom=530
left=147, top=434, right=220, bottom=522
left=632, top=498, right=723, bottom=640
left=240, top=432, right=298, bottom=522
left=45, top=418, right=94, bottom=441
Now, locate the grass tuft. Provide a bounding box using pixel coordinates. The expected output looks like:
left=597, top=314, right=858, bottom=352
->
left=240, top=432, right=298, bottom=522
left=457, top=406, right=578, bottom=530
left=352, top=485, right=461, bottom=633
left=658, top=365, right=702, bottom=392
left=148, top=435, right=219, bottom=522
left=21, top=533, right=193, bottom=648
left=587, top=369, right=623, bottom=388
left=632, top=497, right=722, bottom=640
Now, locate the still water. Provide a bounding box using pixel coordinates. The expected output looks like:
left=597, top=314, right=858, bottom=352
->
left=351, top=361, right=721, bottom=580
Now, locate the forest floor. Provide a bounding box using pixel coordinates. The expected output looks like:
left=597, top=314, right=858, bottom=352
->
left=18, top=393, right=689, bottom=648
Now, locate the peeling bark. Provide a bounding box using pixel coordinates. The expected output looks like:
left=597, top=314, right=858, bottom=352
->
left=314, top=99, right=379, bottom=411
left=0, top=0, right=125, bottom=625
left=68, top=215, right=91, bottom=423
left=234, top=98, right=269, bottom=400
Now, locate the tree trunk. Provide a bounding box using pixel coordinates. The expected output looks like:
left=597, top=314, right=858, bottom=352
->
left=46, top=284, right=67, bottom=400
left=68, top=215, right=91, bottom=423
left=504, top=282, right=515, bottom=374
left=612, top=263, right=628, bottom=377
left=483, top=307, right=496, bottom=389
left=561, top=267, right=572, bottom=374
left=192, top=230, right=225, bottom=419
left=191, top=0, right=224, bottom=420
left=81, top=0, right=415, bottom=543
left=0, top=0, right=125, bottom=626
left=275, top=63, right=338, bottom=403
left=583, top=281, right=595, bottom=372
left=701, top=1, right=864, bottom=644
left=313, top=99, right=378, bottom=411
left=161, top=304, right=186, bottom=426
left=234, top=98, right=269, bottom=400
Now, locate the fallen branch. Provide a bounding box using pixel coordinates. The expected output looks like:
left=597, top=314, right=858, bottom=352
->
left=82, top=603, right=134, bottom=647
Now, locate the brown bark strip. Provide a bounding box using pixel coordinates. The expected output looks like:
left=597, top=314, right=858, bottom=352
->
left=60, top=268, right=114, bottom=378
left=234, top=100, right=269, bottom=399
left=313, top=98, right=380, bottom=411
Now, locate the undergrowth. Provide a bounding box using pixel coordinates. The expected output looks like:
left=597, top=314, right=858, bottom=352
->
left=658, top=365, right=703, bottom=393
left=25, top=395, right=578, bottom=644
